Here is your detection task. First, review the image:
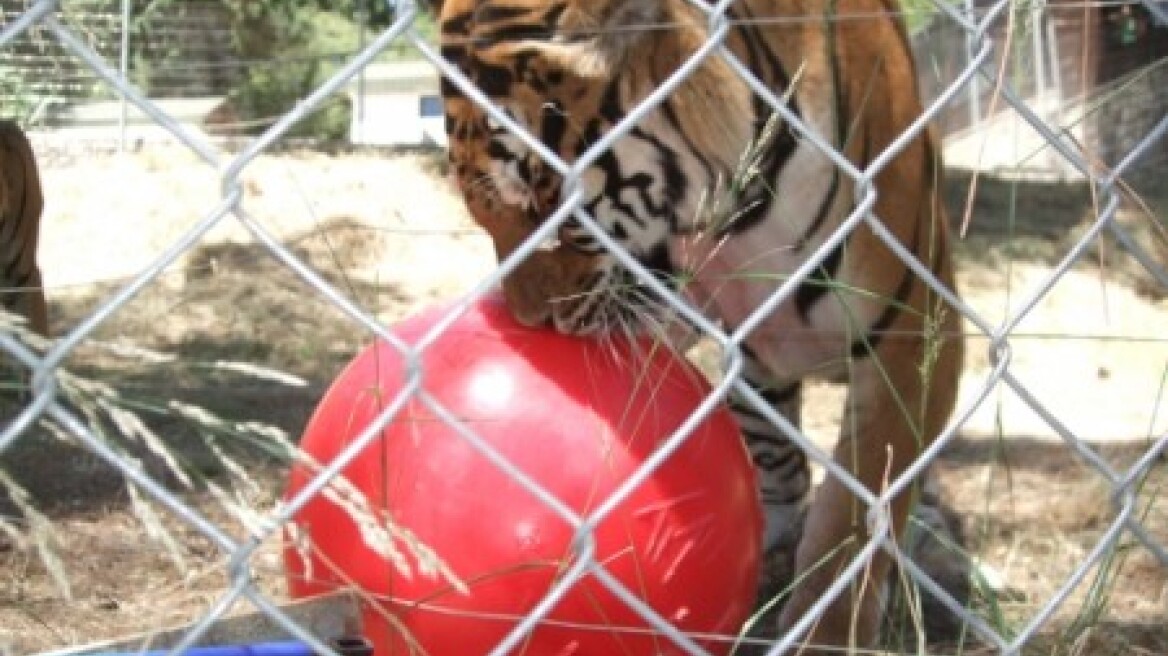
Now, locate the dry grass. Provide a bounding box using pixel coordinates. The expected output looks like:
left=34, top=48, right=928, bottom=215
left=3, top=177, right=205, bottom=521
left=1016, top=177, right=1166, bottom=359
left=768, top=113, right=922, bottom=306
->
left=1, top=147, right=1165, bottom=654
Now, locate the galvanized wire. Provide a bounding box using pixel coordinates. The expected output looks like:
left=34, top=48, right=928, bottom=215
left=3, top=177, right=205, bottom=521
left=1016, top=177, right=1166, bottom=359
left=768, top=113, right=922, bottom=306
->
left=2, top=0, right=1166, bottom=655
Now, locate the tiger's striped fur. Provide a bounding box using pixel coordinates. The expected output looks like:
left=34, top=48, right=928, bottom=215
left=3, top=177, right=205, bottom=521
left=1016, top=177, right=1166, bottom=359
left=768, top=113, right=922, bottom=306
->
left=0, top=120, right=48, bottom=343
left=430, top=1, right=965, bottom=651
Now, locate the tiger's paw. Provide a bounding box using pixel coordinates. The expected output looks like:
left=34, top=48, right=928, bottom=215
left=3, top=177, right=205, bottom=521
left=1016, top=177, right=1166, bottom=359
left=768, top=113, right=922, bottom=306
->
left=741, top=498, right=975, bottom=652
left=883, top=496, right=976, bottom=647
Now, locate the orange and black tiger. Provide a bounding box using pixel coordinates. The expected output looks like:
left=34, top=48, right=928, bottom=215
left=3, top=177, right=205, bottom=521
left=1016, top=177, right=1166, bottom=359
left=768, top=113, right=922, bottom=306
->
left=429, top=1, right=965, bottom=652
left=1, top=120, right=48, bottom=386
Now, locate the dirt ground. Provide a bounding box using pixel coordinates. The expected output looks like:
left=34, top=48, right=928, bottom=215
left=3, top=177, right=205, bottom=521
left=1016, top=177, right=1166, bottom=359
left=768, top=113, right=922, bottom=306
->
left=1, top=144, right=1166, bottom=655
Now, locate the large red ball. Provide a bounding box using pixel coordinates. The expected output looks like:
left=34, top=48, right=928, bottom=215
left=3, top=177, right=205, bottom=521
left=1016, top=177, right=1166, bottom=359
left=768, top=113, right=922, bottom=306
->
left=284, top=296, right=762, bottom=655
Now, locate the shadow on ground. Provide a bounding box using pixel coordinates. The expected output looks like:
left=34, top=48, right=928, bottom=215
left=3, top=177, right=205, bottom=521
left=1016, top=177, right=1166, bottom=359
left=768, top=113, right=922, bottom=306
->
left=943, top=168, right=1167, bottom=299
left=1, top=217, right=412, bottom=518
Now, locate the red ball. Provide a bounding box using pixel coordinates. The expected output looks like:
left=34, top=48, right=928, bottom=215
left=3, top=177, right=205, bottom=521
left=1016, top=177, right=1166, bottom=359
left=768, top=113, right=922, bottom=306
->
left=284, top=296, right=762, bottom=655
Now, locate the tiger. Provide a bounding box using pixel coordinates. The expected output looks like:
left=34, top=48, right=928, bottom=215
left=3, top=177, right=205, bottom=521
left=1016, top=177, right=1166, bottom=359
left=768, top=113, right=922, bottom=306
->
left=1, top=120, right=48, bottom=392
left=427, top=0, right=965, bottom=652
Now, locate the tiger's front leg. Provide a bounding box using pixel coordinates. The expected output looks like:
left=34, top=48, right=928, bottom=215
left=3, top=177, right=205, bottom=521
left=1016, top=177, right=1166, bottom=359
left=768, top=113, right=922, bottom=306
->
left=774, top=305, right=964, bottom=653
left=726, top=354, right=811, bottom=608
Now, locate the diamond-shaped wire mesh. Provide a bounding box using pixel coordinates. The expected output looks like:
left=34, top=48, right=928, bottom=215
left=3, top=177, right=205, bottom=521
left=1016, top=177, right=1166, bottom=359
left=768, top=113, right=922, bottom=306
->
left=1, top=0, right=1165, bottom=655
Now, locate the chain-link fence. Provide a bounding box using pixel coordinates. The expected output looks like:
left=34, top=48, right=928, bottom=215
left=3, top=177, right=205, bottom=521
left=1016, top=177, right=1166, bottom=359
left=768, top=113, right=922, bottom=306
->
left=0, top=0, right=436, bottom=145
left=2, top=0, right=1167, bottom=655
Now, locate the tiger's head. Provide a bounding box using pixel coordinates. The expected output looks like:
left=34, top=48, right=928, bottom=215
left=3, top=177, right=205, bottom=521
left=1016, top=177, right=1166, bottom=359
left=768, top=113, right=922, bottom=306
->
left=430, top=0, right=758, bottom=335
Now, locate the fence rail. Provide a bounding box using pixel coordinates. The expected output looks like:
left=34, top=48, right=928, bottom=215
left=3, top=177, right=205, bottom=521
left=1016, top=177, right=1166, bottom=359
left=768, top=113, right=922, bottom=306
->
left=2, top=0, right=1166, bottom=655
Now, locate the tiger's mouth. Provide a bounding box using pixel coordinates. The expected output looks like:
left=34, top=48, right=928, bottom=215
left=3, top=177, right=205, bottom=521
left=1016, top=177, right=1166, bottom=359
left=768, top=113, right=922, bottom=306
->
left=536, top=263, right=688, bottom=344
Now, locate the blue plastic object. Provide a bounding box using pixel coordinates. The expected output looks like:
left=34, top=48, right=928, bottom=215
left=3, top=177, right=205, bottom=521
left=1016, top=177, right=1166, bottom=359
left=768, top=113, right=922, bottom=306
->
left=88, top=636, right=372, bottom=656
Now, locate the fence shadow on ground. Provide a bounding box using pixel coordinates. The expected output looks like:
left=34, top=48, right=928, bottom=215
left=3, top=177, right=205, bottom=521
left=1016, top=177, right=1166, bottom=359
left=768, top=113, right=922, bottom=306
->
left=1, top=217, right=413, bottom=518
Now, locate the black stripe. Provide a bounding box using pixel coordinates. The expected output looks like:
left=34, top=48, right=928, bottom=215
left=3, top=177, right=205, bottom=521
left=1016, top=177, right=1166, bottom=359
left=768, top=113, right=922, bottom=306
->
left=846, top=113, right=936, bottom=359
left=847, top=212, right=923, bottom=359
left=719, top=7, right=800, bottom=235
left=742, top=429, right=801, bottom=454
left=539, top=102, right=568, bottom=151
left=541, top=3, right=568, bottom=32
left=794, top=239, right=845, bottom=321
left=760, top=381, right=801, bottom=407
left=732, top=4, right=790, bottom=91
left=476, top=24, right=553, bottom=45
left=440, top=11, right=473, bottom=36
left=789, top=9, right=854, bottom=249
left=588, top=151, right=645, bottom=229
left=628, top=126, right=687, bottom=224
left=761, top=487, right=807, bottom=504
left=749, top=446, right=806, bottom=473
left=470, top=3, right=566, bottom=45
left=642, top=242, right=674, bottom=281
left=473, top=61, right=516, bottom=96
left=486, top=138, right=516, bottom=162
left=474, top=4, right=532, bottom=24
left=795, top=167, right=842, bottom=251
left=659, top=98, right=717, bottom=205
left=792, top=108, right=873, bottom=323
left=727, top=401, right=768, bottom=423
left=575, top=117, right=605, bottom=154
left=597, top=80, right=625, bottom=124
left=848, top=266, right=915, bottom=359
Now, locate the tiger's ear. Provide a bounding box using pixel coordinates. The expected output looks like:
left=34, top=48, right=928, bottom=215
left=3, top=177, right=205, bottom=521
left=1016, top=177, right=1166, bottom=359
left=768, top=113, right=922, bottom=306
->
left=538, top=1, right=666, bottom=78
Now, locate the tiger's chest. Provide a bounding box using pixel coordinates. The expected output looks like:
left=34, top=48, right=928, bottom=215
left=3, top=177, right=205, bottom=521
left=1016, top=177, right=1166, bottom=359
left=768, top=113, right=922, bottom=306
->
left=667, top=137, right=862, bottom=380
left=672, top=239, right=848, bottom=380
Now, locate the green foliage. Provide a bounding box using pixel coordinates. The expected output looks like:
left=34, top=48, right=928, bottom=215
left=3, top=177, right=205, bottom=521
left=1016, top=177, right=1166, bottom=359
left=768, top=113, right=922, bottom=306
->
left=223, top=0, right=397, bottom=30
left=899, top=0, right=942, bottom=34
left=225, top=66, right=352, bottom=141
left=128, top=0, right=421, bottom=138
left=220, top=4, right=366, bottom=139
left=311, top=0, right=397, bottom=28
left=0, top=68, right=38, bottom=125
